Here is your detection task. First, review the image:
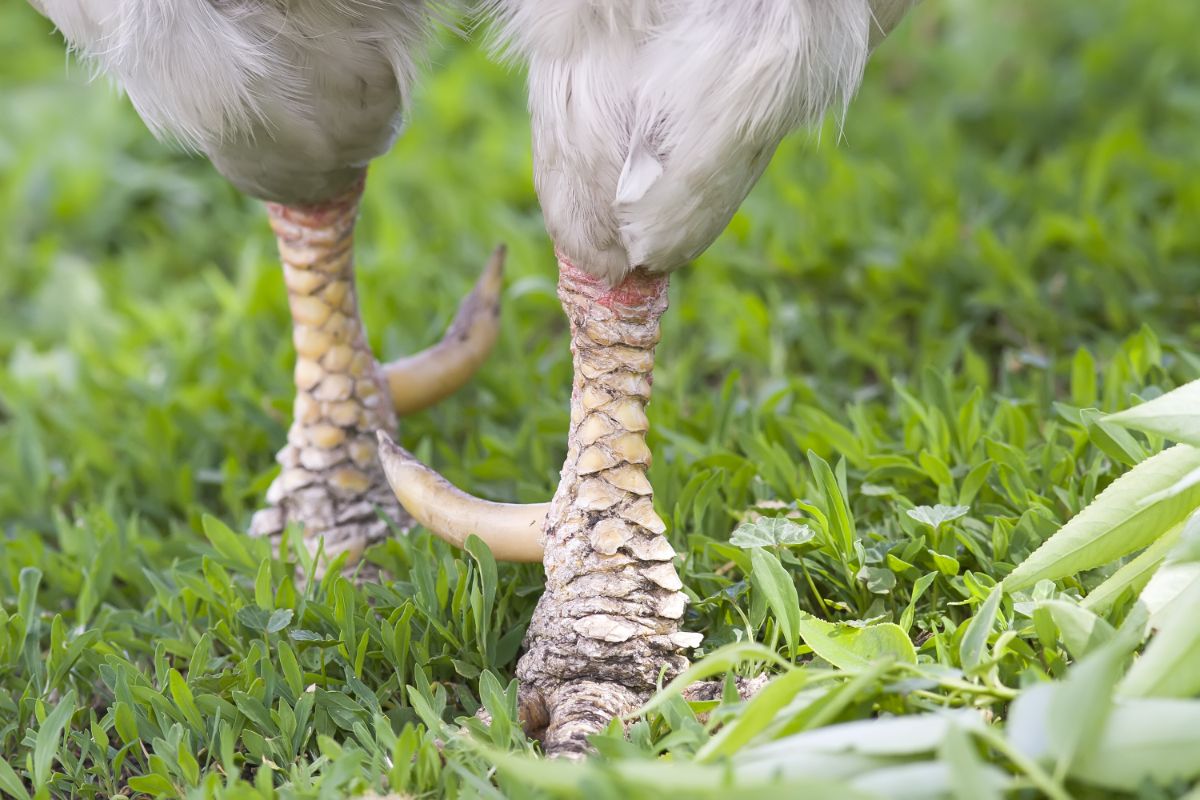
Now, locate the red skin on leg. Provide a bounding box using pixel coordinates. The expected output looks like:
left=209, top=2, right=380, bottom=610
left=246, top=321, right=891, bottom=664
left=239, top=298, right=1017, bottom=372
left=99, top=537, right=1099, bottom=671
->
left=265, top=174, right=366, bottom=229
left=556, top=254, right=669, bottom=312
left=517, top=254, right=687, bottom=756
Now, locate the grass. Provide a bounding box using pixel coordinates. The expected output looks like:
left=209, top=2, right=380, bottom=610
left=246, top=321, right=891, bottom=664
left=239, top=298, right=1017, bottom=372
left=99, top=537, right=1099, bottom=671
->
left=3, top=0, right=1200, bottom=797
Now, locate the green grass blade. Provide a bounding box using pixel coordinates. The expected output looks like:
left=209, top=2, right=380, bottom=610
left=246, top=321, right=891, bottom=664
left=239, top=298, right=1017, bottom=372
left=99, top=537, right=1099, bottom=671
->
left=959, top=585, right=1002, bottom=672
left=750, top=548, right=801, bottom=659
left=32, top=690, right=75, bottom=788
left=696, top=669, right=809, bottom=761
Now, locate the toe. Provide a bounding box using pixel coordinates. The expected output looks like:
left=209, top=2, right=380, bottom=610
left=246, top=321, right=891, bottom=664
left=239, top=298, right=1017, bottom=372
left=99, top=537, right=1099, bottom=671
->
left=543, top=681, right=641, bottom=758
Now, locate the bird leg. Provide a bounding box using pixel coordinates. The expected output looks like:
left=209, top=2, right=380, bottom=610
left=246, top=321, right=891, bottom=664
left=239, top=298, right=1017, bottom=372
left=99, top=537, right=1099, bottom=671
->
left=379, top=260, right=700, bottom=753
left=516, top=260, right=698, bottom=756
left=377, top=259, right=700, bottom=755
left=249, top=178, right=505, bottom=569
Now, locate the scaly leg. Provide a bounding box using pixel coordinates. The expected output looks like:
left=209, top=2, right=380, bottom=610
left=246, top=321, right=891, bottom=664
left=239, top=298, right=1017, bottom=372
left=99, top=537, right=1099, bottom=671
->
left=516, top=260, right=698, bottom=755
left=251, top=177, right=505, bottom=568
left=377, top=259, right=699, bottom=755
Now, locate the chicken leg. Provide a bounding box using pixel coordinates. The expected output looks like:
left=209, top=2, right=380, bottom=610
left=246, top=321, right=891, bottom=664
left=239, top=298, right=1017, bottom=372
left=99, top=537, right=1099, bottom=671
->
left=250, top=177, right=504, bottom=568
left=378, top=257, right=699, bottom=755
left=517, top=259, right=698, bottom=755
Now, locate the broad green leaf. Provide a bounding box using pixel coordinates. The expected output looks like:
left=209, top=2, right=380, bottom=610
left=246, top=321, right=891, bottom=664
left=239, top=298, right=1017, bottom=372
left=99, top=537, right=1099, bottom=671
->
left=187, top=632, right=212, bottom=681
left=202, top=514, right=256, bottom=570
left=17, top=568, right=40, bottom=641
left=1035, top=600, right=1115, bottom=659
left=907, top=504, right=969, bottom=530
left=1006, top=682, right=1056, bottom=763
left=278, top=641, right=304, bottom=697
left=1048, top=640, right=1129, bottom=780
left=1137, top=513, right=1200, bottom=626
left=1139, top=561, right=1200, bottom=627
left=859, top=566, right=896, bottom=594
left=1005, top=445, right=1200, bottom=591
left=1106, top=380, right=1200, bottom=447
left=919, top=451, right=954, bottom=489
left=795, top=615, right=916, bottom=670
left=253, top=559, right=272, bottom=610
left=959, top=585, right=1002, bottom=672
left=750, top=547, right=801, bottom=659
left=1070, top=699, right=1200, bottom=791
left=1082, top=520, right=1185, bottom=613
left=168, top=669, right=205, bottom=732
left=177, top=738, right=200, bottom=786
left=928, top=550, right=960, bottom=577
left=900, top=572, right=938, bottom=633
left=741, top=711, right=981, bottom=763
left=941, top=723, right=1003, bottom=800
left=1120, top=575, right=1200, bottom=698
left=1082, top=409, right=1148, bottom=467
left=113, top=701, right=139, bottom=745
left=235, top=606, right=272, bottom=631
left=266, top=608, right=294, bottom=633
left=730, top=517, right=816, bottom=549
left=1071, top=348, right=1098, bottom=408
left=127, top=774, right=175, bottom=796
left=774, top=661, right=893, bottom=737
left=465, top=534, right=498, bottom=616
left=808, top=451, right=856, bottom=560
left=485, top=741, right=859, bottom=797
left=958, top=461, right=994, bottom=507
left=1138, top=466, right=1200, bottom=507
left=477, top=670, right=515, bottom=747
left=854, top=762, right=1009, bottom=800
left=232, top=691, right=275, bottom=731
left=696, top=669, right=809, bottom=761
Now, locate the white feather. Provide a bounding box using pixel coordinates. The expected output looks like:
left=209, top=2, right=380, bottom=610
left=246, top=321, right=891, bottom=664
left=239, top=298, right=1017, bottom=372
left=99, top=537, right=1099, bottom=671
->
left=870, top=0, right=919, bottom=46
left=488, top=0, right=920, bottom=282
left=32, top=0, right=439, bottom=203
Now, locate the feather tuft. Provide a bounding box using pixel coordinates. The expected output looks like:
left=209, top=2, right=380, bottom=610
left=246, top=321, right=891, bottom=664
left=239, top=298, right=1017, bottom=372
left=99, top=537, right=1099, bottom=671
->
left=33, top=0, right=444, bottom=203
left=486, top=0, right=919, bottom=280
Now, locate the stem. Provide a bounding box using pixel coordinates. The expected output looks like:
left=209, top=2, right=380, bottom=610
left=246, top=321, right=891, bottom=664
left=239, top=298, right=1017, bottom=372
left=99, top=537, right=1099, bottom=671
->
left=975, top=725, right=1072, bottom=800
left=894, top=663, right=1019, bottom=700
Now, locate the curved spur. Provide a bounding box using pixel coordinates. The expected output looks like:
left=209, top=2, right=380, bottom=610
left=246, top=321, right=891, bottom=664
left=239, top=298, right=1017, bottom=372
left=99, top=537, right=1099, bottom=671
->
left=383, top=246, right=506, bottom=416
left=376, top=431, right=547, bottom=562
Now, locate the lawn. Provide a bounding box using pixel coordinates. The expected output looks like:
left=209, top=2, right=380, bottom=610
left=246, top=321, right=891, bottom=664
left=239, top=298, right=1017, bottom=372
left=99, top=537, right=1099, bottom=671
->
left=3, top=1, right=1200, bottom=797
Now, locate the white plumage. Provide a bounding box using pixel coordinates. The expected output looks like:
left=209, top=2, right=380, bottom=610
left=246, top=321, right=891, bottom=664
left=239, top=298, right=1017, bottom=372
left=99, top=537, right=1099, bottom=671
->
left=489, top=0, right=920, bottom=282
left=31, top=0, right=436, bottom=204
left=32, top=0, right=919, bottom=257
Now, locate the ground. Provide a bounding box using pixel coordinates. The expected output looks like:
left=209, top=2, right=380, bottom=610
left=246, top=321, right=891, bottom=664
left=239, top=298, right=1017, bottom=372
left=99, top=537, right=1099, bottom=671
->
left=2, top=1, right=1200, bottom=798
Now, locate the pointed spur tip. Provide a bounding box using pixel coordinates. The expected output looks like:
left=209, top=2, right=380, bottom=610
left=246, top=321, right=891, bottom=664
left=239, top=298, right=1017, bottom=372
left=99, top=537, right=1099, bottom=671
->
left=383, top=245, right=507, bottom=416
left=375, top=431, right=547, bottom=563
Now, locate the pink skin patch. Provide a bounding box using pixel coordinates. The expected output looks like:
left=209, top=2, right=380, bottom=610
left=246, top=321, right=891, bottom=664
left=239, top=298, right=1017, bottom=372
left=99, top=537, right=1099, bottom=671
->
left=557, top=253, right=668, bottom=311
left=265, top=174, right=366, bottom=229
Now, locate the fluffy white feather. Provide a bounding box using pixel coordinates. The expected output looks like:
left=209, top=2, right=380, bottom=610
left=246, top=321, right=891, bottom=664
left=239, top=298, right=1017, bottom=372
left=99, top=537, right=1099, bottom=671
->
left=489, top=0, right=920, bottom=282
left=31, top=0, right=437, bottom=203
